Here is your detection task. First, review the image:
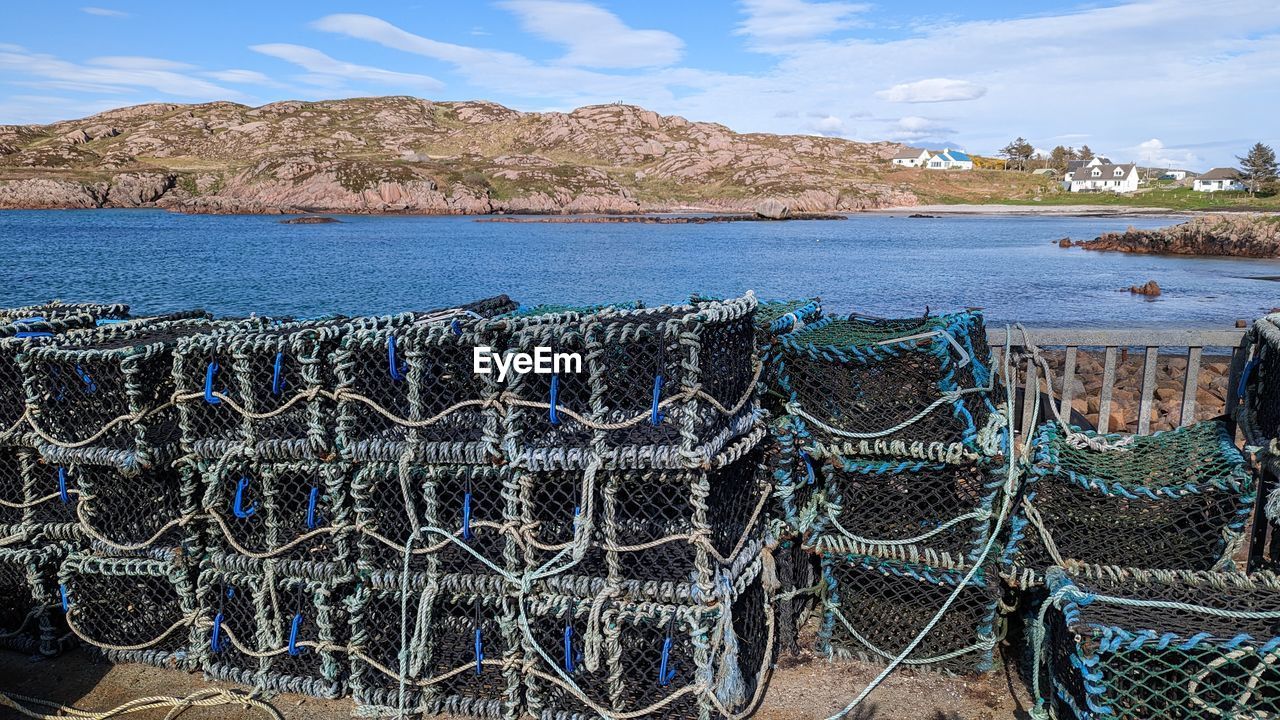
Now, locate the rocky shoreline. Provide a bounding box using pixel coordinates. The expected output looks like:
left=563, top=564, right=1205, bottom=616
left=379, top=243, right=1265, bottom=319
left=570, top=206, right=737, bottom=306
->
left=1070, top=213, right=1280, bottom=257
left=476, top=212, right=846, bottom=224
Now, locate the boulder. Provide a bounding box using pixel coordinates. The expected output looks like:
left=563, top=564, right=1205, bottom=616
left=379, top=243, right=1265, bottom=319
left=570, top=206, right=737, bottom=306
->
left=1127, top=280, right=1161, bottom=296
left=755, top=198, right=790, bottom=220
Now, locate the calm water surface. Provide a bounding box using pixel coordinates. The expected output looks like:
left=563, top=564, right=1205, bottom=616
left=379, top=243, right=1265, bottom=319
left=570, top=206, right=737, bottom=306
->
left=2, top=210, right=1277, bottom=326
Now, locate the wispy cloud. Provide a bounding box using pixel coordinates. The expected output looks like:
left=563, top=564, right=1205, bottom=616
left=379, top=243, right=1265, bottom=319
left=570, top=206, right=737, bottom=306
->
left=735, top=0, right=870, bottom=48
left=250, top=43, right=444, bottom=91
left=498, top=1, right=684, bottom=68
left=0, top=46, right=236, bottom=98
left=204, top=69, right=285, bottom=87
left=80, top=6, right=127, bottom=17
left=876, top=78, right=986, bottom=103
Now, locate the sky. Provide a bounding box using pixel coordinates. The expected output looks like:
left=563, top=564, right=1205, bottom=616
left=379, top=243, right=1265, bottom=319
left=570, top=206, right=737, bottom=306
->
left=1, top=0, right=1278, bottom=170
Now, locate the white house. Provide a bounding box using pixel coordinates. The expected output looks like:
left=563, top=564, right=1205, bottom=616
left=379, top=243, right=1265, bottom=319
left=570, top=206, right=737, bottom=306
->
left=1160, top=170, right=1189, bottom=181
left=891, top=147, right=931, bottom=167
left=1062, top=157, right=1111, bottom=185
left=1193, top=168, right=1246, bottom=192
left=924, top=148, right=973, bottom=171
left=1067, top=162, right=1139, bottom=193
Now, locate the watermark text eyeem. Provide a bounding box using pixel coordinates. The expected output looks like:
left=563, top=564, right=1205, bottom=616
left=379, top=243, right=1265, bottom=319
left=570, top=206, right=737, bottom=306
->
left=473, top=346, right=582, bottom=382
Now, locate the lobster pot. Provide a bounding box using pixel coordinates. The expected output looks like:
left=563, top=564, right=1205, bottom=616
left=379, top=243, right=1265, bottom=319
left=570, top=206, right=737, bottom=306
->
left=0, top=301, right=129, bottom=323
left=197, top=456, right=351, bottom=565
left=753, top=298, right=822, bottom=416
left=523, top=428, right=770, bottom=605
left=195, top=553, right=352, bottom=699
left=0, top=314, right=100, bottom=447
left=348, top=572, right=522, bottom=720
left=37, top=451, right=197, bottom=550
left=1041, top=566, right=1280, bottom=720
left=454, top=294, right=520, bottom=320
left=775, top=310, right=1003, bottom=465
left=523, top=567, right=772, bottom=720
left=818, top=552, right=1000, bottom=675
left=18, top=315, right=237, bottom=470
left=353, top=462, right=520, bottom=580
left=1002, top=421, right=1255, bottom=586
left=772, top=536, right=818, bottom=656
left=770, top=416, right=820, bottom=540
left=1242, top=312, right=1280, bottom=447
left=0, top=447, right=81, bottom=543
left=59, top=548, right=198, bottom=669
left=503, top=295, right=758, bottom=471
left=0, top=544, right=67, bottom=656
left=0, top=446, right=24, bottom=534
left=334, top=317, right=500, bottom=465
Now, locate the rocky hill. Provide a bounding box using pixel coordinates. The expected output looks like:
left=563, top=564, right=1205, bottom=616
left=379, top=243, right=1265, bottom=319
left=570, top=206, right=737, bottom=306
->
left=0, top=97, right=937, bottom=214
left=1075, top=214, right=1280, bottom=257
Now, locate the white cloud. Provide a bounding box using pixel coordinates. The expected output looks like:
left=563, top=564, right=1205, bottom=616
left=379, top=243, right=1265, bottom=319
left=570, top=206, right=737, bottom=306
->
left=250, top=43, right=444, bottom=91
left=204, top=69, right=284, bottom=87
left=735, top=0, right=870, bottom=46
left=89, top=56, right=195, bottom=71
left=0, top=45, right=236, bottom=98
left=81, top=7, right=127, bottom=17
left=498, top=1, right=684, bottom=68
left=809, top=114, right=844, bottom=135
left=876, top=78, right=986, bottom=103
left=883, top=115, right=956, bottom=142
left=1133, top=138, right=1199, bottom=168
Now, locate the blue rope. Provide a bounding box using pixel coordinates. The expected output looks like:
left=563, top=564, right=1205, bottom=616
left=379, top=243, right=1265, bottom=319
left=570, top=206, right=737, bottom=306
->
left=233, top=476, right=258, bottom=519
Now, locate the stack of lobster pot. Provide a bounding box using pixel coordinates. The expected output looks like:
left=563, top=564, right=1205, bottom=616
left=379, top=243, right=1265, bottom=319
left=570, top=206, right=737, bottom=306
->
left=170, top=296, right=519, bottom=700
left=770, top=309, right=1010, bottom=675
left=1240, top=311, right=1280, bottom=572
left=7, top=308, right=226, bottom=670
left=0, top=304, right=124, bottom=657
left=340, top=293, right=774, bottom=720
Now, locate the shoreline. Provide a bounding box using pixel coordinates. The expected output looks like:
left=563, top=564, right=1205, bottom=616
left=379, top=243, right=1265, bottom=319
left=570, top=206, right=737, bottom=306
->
left=865, top=203, right=1188, bottom=217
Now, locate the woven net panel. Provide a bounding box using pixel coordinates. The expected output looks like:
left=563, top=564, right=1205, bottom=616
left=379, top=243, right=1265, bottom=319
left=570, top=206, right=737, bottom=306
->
left=60, top=552, right=194, bottom=668
left=503, top=322, right=595, bottom=464
left=1048, top=568, right=1280, bottom=719
left=75, top=460, right=194, bottom=549
left=335, top=322, right=497, bottom=464
left=173, top=342, right=248, bottom=460
left=0, top=340, right=28, bottom=443
left=0, top=302, right=129, bottom=322
left=0, top=547, right=47, bottom=653
left=456, top=294, right=519, bottom=319
left=755, top=299, right=821, bottom=416
left=773, top=538, right=817, bottom=655
left=353, top=462, right=519, bottom=579
left=820, top=554, right=999, bottom=675
left=350, top=577, right=520, bottom=718
left=1012, top=420, right=1254, bottom=576
left=199, top=555, right=350, bottom=699
left=23, top=456, right=80, bottom=541
left=812, top=456, right=1002, bottom=566
left=779, top=312, right=997, bottom=460
left=0, top=447, right=27, bottom=530
left=517, top=467, right=608, bottom=583
left=200, top=458, right=350, bottom=563
left=1247, top=323, right=1280, bottom=446
left=770, top=417, right=817, bottom=538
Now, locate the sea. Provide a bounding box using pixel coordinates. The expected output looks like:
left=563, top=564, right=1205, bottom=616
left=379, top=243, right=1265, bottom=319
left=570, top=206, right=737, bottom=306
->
left=2, top=209, right=1277, bottom=327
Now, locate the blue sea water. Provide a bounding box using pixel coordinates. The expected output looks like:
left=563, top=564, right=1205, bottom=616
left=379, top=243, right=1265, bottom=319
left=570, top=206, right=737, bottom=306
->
left=1, top=209, right=1277, bottom=327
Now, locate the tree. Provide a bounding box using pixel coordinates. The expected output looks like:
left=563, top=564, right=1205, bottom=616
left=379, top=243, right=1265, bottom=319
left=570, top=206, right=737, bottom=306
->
left=1048, top=145, right=1070, bottom=172
left=1000, top=136, right=1035, bottom=171
left=1237, top=142, right=1278, bottom=195
left=1078, top=145, right=1095, bottom=161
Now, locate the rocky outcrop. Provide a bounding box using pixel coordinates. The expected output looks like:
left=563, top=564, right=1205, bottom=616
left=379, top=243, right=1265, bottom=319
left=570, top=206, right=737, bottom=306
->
left=1076, top=214, right=1280, bottom=257
left=1127, top=280, right=1161, bottom=296
left=0, top=96, right=927, bottom=214
left=755, top=199, right=790, bottom=220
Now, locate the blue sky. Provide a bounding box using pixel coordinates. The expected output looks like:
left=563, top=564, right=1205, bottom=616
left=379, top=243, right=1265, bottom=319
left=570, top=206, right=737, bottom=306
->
left=2, top=1, right=1277, bottom=169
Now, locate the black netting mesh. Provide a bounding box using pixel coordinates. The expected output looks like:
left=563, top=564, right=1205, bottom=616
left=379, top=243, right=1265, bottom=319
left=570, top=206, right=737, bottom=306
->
left=59, top=549, right=197, bottom=669
left=334, top=319, right=499, bottom=464
left=772, top=537, right=818, bottom=656
left=776, top=311, right=1000, bottom=462
left=819, top=553, right=999, bottom=675
left=1044, top=566, right=1280, bottom=719
left=0, top=301, right=130, bottom=322
left=2, top=315, right=101, bottom=447
left=353, top=462, right=520, bottom=580
left=197, top=554, right=350, bottom=698
left=73, top=459, right=196, bottom=549
left=19, top=452, right=81, bottom=542
left=0, top=446, right=31, bottom=532
left=1004, top=421, right=1255, bottom=581
left=349, top=573, right=521, bottom=719
left=809, top=454, right=1004, bottom=566
left=0, top=544, right=66, bottom=656
left=1243, top=315, right=1280, bottom=447
left=198, top=457, right=351, bottom=563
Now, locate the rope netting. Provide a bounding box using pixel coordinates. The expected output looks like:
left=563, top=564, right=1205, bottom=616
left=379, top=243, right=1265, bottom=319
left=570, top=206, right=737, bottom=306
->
left=0, top=301, right=129, bottom=323
left=2, top=314, right=101, bottom=447
left=1003, top=420, right=1255, bottom=586
left=0, top=544, right=66, bottom=656
left=1035, top=564, right=1280, bottom=720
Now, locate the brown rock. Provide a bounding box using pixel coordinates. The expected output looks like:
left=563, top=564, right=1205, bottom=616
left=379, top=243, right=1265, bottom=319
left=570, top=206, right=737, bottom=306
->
left=1058, top=237, right=1072, bottom=248
left=1127, top=280, right=1161, bottom=296
left=755, top=199, right=790, bottom=220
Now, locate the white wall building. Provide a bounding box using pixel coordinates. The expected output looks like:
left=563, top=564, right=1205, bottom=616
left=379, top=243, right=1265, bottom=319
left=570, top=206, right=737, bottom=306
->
left=925, top=148, right=973, bottom=171
left=1193, top=168, right=1246, bottom=192
left=891, top=148, right=931, bottom=167
left=1067, top=163, right=1140, bottom=193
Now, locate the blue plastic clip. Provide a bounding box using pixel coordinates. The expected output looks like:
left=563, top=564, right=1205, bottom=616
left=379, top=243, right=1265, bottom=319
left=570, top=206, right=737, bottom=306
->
left=233, top=476, right=258, bottom=519
left=462, top=488, right=474, bottom=542
left=13, top=316, right=44, bottom=324
left=306, top=486, right=321, bottom=529
left=211, top=612, right=227, bottom=652
left=451, top=319, right=462, bottom=336
left=563, top=623, right=577, bottom=673
left=59, top=584, right=69, bottom=612
left=57, top=466, right=70, bottom=503
left=74, top=365, right=97, bottom=394
left=474, top=626, right=484, bottom=676
left=800, top=451, right=815, bottom=485
left=204, top=360, right=222, bottom=405
left=288, top=612, right=305, bottom=656
left=657, top=636, right=677, bottom=686
left=1239, top=357, right=1260, bottom=400
left=14, top=331, right=53, bottom=339
left=548, top=373, right=561, bottom=425
left=387, top=336, right=407, bottom=381
left=650, top=374, right=665, bottom=426
left=271, top=351, right=285, bottom=397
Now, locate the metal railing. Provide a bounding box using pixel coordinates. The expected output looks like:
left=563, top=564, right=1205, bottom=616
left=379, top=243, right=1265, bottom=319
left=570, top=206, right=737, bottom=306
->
left=988, top=326, right=1248, bottom=439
